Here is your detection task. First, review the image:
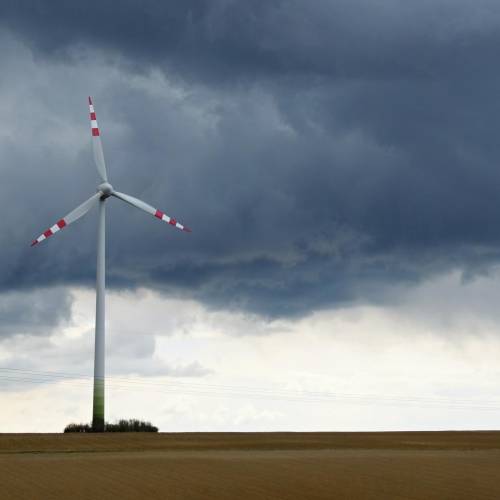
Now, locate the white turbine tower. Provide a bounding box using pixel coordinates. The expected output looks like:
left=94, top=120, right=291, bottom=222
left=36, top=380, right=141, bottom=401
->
left=31, top=97, right=191, bottom=431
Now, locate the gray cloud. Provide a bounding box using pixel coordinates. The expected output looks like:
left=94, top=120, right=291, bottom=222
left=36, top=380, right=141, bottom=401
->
left=0, top=322, right=211, bottom=385
left=3, top=1, right=500, bottom=82
left=0, top=288, right=72, bottom=337
left=0, top=2, right=499, bottom=318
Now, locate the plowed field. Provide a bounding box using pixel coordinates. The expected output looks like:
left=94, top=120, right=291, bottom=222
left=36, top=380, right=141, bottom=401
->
left=1, top=431, right=499, bottom=499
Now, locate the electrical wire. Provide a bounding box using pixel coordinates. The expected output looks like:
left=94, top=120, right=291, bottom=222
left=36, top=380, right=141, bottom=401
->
left=1, top=366, right=500, bottom=411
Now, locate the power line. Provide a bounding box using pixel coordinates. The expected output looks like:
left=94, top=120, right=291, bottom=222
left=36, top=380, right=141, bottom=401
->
left=1, top=366, right=496, bottom=404
left=1, top=367, right=500, bottom=411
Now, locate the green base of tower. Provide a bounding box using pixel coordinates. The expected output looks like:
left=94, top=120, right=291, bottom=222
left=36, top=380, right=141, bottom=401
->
left=91, top=416, right=105, bottom=432
left=92, top=378, right=105, bottom=432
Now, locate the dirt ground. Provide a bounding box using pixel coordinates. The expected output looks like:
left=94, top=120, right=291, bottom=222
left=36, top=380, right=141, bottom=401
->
left=1, top=431, right=499, bottom=499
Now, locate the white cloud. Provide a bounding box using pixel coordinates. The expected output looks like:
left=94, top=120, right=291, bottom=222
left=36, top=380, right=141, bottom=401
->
left=2, top=272, right=500, bottom=432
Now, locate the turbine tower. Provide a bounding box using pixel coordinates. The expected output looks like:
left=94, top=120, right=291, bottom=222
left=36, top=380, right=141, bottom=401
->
left=31, top=97, right=191, bottom=431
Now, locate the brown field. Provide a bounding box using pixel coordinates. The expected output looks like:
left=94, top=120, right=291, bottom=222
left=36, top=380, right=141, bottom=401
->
left=1, top=431, right=499, bottom=499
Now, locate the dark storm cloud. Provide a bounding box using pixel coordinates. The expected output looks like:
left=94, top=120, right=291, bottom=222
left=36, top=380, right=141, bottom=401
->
left=1, top=1, right=500, bottom=318
left=0, top=288, right=72, bottom=337
left=2, top=0, right=500, bottom=82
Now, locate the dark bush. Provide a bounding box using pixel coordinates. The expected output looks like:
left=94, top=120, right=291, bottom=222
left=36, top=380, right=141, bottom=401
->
left=106, top=419, right=158, bottom=432
left=64, top=423, right=92, bottom=433
left=64, top=419, right=158, bottom=433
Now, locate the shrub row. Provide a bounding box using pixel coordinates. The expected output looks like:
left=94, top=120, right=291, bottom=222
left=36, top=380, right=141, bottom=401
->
left=64, top=419, right=158, bottom=433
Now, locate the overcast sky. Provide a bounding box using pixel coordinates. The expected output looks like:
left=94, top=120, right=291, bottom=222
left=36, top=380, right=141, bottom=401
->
left=1, top=1, right=500, bottom=432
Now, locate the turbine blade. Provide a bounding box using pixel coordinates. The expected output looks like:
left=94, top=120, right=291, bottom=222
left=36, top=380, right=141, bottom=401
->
left=88, top=96, right=108, bottom=182
left=112, top=191, right=191, bottom=233
left=31, top=192, right=102, bottom=246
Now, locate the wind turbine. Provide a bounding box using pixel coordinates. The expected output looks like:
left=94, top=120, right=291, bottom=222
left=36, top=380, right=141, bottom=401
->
left=31, top=97, right=191, bottom=431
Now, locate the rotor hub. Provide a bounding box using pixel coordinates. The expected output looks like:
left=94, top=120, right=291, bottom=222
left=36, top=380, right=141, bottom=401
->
left=98, top=182, right=114, bottom=198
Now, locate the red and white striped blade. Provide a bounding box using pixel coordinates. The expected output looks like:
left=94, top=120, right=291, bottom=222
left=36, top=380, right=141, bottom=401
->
left=112, top=191, right=191, bottom=233
left=88, top=97, right=108, bottom=182
left=31, top=192, right=101, bottom=246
